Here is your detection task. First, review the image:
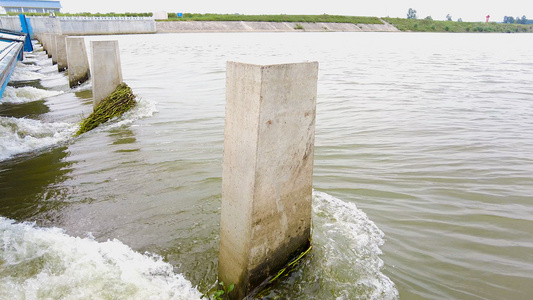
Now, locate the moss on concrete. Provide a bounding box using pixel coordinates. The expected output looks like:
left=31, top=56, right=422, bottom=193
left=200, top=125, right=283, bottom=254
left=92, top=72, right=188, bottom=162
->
left=76, top=83, right=136, bottom=136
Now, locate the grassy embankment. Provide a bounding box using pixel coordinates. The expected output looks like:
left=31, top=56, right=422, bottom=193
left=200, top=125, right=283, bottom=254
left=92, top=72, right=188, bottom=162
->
left=161, top=14, right=383, bottom=25
left=384, top=17, right=533, bottom=33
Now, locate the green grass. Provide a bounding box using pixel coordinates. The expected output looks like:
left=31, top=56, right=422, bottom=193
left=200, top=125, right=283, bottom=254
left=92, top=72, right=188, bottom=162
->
left=384, top=17, right=533, bottom=33
left=76, top=83, right=136, bottom=136
left=160, top=14, right=383, bottom=24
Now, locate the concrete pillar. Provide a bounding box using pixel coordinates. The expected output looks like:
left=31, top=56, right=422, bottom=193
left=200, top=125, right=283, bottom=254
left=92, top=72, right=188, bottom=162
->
left=41, top=33, right=52, bottom=57
left=49, top=34, right=58, bottom=64
left=91, top=40, right=123, bottom=108
left=66, top=37, right=90, bottom=88
left=219, top=61, right=318, bottom=299
left=55, top=35, right=68, bottom=72
left=34, top=33, right=43, bottom=49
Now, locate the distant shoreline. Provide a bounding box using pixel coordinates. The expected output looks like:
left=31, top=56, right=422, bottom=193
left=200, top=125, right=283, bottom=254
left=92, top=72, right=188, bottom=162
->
left=1, top=13, right=531, bottom=36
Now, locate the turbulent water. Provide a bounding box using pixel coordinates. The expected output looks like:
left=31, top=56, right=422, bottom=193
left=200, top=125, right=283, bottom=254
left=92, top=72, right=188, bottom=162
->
left=1, top=33, right=533, bottom=299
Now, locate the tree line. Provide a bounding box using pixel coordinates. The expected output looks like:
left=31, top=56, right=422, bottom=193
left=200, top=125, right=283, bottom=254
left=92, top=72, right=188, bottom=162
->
left=503, top=16, right=533, bottom=24
left=408, top=8, right=533, bottom=24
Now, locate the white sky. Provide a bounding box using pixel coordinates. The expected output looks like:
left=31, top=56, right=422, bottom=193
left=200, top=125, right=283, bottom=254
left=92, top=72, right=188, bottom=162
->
left=60, top=0, right=533, bottom=23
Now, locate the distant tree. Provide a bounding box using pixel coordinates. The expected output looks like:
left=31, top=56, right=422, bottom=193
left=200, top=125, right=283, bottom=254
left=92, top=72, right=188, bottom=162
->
left=446, top=14, right=452, bottom=21
left=503, top=16, right=515, bottom=23
left=407, top=8, right=417, bottom=19
left=457, top=18, right=463, bottom=22
left=521, top=15, right=527, bottom=24
left=425, top=16, right=433, bottom=20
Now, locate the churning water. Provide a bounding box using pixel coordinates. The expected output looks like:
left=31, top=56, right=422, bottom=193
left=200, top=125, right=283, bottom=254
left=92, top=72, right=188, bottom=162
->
left=1, top=32, right=533, bottom=299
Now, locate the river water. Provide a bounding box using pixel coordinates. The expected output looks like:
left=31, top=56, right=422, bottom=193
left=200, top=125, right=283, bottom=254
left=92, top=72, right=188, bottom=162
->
left=1, top=32, right=532, bottom=299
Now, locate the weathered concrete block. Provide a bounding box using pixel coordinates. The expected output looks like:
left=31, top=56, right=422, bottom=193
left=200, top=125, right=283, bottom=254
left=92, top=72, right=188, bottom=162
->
left=35, top=33, right=45, bottom=52
left=153, top=11, right=168, bottom=20
left=49, top=34, right=58, bottom=64
left=219, top=61, right=318, bottom=299
left=55, top=35, right=68, bottom=72
left=66, top=37, right=90, bottom=88
left=42, top=33, right=53, bottom=58
left=91, top=40, right=123, bottom=108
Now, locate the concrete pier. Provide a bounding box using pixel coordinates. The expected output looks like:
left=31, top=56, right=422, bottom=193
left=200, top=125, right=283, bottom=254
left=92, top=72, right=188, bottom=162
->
left=66, top=37, right=90, bottom=88
left=37, top=34, right=45, bottom=52
left=35, top=34, right=45, bottom=53
left=49, top=34, right=58, bottom=64
left=55, top=35, right=68, bottom=72
left=219, top=61, right=318, bottom=299
left=41, top=34, right=52, bottom=58
left=91, top=40, right=123, bottom=108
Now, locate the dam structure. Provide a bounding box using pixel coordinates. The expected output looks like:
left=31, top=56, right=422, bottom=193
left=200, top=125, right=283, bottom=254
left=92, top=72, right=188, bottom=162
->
left=1, top=15, right=399, bottom=36
left=0, top=28, right=26, bottom=99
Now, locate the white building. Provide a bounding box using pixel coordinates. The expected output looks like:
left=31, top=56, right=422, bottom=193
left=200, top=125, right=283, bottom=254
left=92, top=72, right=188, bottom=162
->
left=0, top=0, right=61, bottom=14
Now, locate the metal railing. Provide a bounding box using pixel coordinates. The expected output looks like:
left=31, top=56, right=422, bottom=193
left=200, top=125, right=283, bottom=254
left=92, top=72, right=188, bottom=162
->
left=58, top=16, right=154, bottom=21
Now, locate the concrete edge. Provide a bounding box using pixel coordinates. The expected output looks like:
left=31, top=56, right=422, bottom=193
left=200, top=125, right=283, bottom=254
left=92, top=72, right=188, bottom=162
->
left=155, top=21, right=400, bottom=33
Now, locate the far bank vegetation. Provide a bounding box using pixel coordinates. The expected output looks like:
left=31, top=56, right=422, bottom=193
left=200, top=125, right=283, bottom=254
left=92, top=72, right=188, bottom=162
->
left=384, top=17, right=533, bottom=33
left=162, top=13, right=383, bottom=25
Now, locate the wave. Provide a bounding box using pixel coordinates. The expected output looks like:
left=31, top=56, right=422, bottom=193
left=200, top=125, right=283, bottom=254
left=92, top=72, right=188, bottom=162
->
left=0, top=86, right=63, bottom=104
left=0, top=117, right=77, bottom=161
left=261, top=191, right=398, bottom=299
left=0, top=217, right=202, bottom=300
left=0, top=192, right=395, bottom=299
left=9, top=62, right=46, bottom=81
left=311, top=191, right=398, bottom=299
left=71, top=80, right=92, bottom=92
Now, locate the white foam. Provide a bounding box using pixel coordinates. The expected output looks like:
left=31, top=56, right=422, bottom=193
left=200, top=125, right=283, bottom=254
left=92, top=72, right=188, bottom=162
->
left=35, top=59, right=52, bottom=67
left=93, top=98, right=159, bottom=132
left=116, top=98, right=158, bottom=125
left=0, top=86, right=63, bottom=104
left=9, top=65, right=46, bottom=81
left=0, top=217, right=202, bottom=300
left=71, top=80, right=92, bottom=92
left=39, top=73, right=68, bottom=88
left=312, top=191, right=399, bottom=299
left=0, top=117, right=77, bottom=161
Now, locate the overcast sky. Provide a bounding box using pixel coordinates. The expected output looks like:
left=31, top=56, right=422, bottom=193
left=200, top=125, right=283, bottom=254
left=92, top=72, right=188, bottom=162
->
left=60, top=0, right=533, bottom=23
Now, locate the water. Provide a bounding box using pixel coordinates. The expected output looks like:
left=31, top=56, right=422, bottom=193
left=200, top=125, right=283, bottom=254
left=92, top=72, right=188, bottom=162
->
left=1, top=32, right=532, bottom=299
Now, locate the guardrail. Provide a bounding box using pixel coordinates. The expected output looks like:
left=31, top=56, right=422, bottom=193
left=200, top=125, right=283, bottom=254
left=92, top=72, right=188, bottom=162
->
left=58, top=16, right=154, bottom=21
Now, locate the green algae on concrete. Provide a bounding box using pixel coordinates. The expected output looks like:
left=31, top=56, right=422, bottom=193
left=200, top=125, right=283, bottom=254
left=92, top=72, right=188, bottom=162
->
left=76, top=83, right=136, bottom=136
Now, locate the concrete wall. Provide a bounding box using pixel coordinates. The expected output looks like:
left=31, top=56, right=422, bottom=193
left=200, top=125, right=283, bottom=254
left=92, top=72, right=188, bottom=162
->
left=0, top=16, right=156, bottom=37
left=60, top=17, right=156, bottom=35
left=3, top=16, right=398, bottom=35
left=156, top=20, right=400, bottom=33
left=0, top=16, right=22, bottom=31
left=30, top=17, right=62, bottom=36
left=219, top=61, right=318, bottom=299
